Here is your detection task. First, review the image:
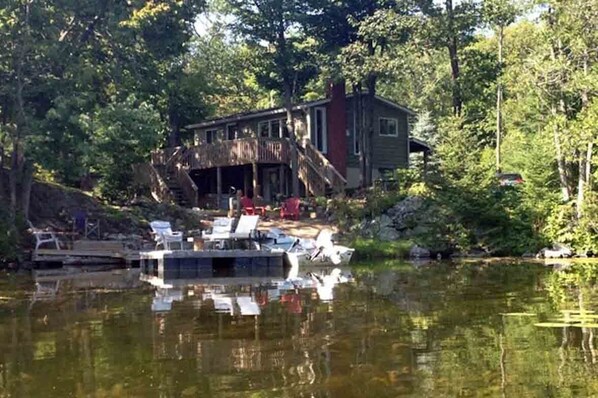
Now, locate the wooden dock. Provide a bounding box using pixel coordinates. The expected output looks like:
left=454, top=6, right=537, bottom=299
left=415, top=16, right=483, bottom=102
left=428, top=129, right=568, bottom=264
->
left=33, top=240, right=141, bottom=266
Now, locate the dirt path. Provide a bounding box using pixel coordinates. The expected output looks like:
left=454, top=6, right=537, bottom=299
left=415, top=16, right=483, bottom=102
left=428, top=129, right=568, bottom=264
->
left=259, top=218, right=337, bottom=239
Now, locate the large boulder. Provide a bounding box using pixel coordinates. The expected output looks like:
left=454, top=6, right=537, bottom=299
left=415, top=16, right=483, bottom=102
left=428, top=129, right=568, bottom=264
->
left=379, top=226, right=400, bottom=242
left=409, top=245, right=431, bottom=259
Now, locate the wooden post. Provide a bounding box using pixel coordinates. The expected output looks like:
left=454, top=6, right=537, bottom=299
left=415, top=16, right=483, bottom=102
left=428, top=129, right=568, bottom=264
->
left=216, top=167, right=222, bottom=209
left=244, top=166, right=250, bottom=194
left=279, top=165, right=285, bottom=197
left=252, top=162, right=258, bottom=198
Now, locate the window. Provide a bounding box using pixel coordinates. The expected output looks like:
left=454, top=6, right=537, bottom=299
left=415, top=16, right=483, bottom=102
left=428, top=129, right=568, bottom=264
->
left=379, top=117, right=398, bottom=137
left=205, top=129, right=217, bottom=144
left=271, top=120, right=281, bottom=138
left=313, top=107, right=327, bottom=153
left=258, top=121, right=270, bottom=137
left=226, top=124, right=238, bottom=140
left=258, top=119, right=285, bottom=138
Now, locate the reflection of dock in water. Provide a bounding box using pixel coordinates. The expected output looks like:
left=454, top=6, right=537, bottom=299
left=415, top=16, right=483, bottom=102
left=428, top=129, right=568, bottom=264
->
left=140, top=249, right=289, bottom=282
left=31, top=268, right=142, bottom=304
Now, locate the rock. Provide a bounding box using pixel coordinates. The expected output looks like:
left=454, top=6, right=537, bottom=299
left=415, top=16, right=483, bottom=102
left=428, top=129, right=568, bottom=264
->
left=378, top=226, right=400, bottom=241
left=409, top=245, right=431, bottom=259
left=379, top=214, right=393, bottom=228
left=536, top=244, right=573, bottom=259
left=521, top=252, right=535, bottom=258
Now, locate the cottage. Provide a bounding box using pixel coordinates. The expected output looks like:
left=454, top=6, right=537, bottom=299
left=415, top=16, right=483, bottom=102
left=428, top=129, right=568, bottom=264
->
left=148, top=83, right=430, bottom=208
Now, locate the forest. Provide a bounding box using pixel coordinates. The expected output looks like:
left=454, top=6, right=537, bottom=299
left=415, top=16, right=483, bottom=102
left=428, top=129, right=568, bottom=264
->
left=0, top=0, right=596, bottom=256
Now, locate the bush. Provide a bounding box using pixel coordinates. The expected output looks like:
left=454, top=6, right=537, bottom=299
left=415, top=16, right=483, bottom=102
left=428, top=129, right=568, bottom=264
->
left=352, top=238, right=413, bottom=260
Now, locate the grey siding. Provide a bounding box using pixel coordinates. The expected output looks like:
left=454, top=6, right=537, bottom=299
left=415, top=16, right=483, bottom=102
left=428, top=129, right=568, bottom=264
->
left=194, top=110, right=307, bottom=145
left=345, top=97, right=409, bottom=171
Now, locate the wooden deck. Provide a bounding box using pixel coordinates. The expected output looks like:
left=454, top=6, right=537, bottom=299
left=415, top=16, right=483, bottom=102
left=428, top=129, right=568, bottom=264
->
left=183, top=138, right=290, bottom=170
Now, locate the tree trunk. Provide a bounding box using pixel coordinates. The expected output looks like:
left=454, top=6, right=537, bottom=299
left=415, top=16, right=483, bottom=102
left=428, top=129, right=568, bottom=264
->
left=283, top=82, right=299, bottom=197
left=577, top=49, right=592, bottom=218
left=577, top=151, right=585, bottom=219
left=551, top=105, right=570, bottom=202
left=445, top=0, right=462, bottom=116
left=20, top=160, right=33, bottom=220
left=364, top=74, right=377, bottom=187
left=0, top=144, right=4, bottom=201
left=495, top=25, right=504, bottom=173
left=354, top=85, right=366, bottom=188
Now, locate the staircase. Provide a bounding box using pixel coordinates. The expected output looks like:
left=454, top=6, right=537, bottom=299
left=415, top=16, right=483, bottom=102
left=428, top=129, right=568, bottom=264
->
left=297, top=142, right=346, bottom=196
left=163, top=167, right=189, bottom=207
left=149, top=147, right=199, bottom=207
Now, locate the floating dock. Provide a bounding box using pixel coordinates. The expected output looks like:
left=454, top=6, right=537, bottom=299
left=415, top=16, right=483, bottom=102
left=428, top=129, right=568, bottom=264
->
left=140, top=249, right=288, bottom=283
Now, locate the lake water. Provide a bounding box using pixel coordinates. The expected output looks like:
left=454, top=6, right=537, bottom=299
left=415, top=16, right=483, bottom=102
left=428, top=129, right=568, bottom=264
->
left=1, top=260, right=598, bottom=397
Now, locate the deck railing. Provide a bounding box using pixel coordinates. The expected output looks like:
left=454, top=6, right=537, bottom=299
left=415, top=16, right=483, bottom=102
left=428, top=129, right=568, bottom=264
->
left=182, top=138, right=290, bottom=170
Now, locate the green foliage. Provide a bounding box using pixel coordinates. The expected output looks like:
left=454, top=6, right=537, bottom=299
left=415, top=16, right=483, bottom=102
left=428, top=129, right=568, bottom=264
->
left=352, top=238, right=413, bottom=260
left=85, top=96, right=162, bottom=202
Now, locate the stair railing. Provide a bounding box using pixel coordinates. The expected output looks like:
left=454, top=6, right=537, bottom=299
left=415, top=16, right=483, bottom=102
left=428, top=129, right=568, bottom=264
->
left=133, top=163, right=176, bottom=204
left=303, top=142, right=347, bottom=193
left=175, top=164, right=199, bottom=208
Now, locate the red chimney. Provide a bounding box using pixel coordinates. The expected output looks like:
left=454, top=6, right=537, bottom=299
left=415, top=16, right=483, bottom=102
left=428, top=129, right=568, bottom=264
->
left=326, top=80, right=347, bottom=177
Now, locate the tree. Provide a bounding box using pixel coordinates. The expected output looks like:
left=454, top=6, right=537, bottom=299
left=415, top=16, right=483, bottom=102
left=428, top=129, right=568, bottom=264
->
left=84, top=96, right=161, bottom=202
left=0, top=0, right=204, bottom=224
left=422, top=0, right=480, bottom=116
left=227, top=0, right=318, bottom=196
left=482, top=0, right=519, bottom=172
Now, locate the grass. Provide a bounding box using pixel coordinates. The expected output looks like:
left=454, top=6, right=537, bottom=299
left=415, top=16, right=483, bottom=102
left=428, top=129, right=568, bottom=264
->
left=352, top=238, right=413, bottom=260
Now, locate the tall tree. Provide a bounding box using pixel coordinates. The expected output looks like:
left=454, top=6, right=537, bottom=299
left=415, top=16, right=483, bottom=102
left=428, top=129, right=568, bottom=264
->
left=422, top=0, right=480, bottom=116
left=483, top=0, right=518, bottom=172
left=227, top=0, right=317, bottom=196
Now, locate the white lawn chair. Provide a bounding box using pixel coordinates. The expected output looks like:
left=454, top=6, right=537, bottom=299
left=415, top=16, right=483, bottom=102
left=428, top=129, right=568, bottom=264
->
left=28, top=221, right=61, bottom=251
left=202, top=217, right=234, bottom=241
left=230, top=215, right=260, bottom=240
left=149, top=221, right=183, bottom=250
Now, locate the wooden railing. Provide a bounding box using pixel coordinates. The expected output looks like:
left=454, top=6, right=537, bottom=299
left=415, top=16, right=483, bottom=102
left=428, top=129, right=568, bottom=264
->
left=183, top=138, right=290, bottom=170
left=175, top=165, right=199, bottom=207
left=151, top=147, right=180, bottom=166
left=303, top=142, right=347, bottom=193
left=297, top=151, right=326, bottom=196
left=133, top=163, right=175, bottom=204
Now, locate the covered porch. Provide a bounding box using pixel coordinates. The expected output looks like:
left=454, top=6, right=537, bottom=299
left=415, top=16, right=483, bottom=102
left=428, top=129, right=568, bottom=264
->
left=190, top=164, right=291, bottom=209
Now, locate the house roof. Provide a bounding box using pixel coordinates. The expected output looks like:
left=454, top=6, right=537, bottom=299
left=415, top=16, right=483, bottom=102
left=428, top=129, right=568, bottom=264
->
left=185, top=94, right=416, bottom=130
left=409, top=137, right=432, bottom=153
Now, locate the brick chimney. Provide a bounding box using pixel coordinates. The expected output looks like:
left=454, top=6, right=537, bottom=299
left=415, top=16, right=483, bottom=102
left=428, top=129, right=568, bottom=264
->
left=326, top=80, right=347, bottom=177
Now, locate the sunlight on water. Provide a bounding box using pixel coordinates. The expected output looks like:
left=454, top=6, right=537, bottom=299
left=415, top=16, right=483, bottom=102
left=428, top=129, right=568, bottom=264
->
left=1, top=261, right=598, bottom=397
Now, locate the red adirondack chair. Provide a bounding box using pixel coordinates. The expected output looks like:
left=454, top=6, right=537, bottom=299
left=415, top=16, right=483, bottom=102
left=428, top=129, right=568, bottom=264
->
left=240, top=196, right=256, bottom=215
left=280, top=197, right=301, bottom=220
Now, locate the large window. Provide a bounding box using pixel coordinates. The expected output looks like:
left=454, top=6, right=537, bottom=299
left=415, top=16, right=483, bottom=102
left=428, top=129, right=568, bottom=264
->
left=226, top=124, right=238, bottom=140
left=379, top=117, right=398, bottom=137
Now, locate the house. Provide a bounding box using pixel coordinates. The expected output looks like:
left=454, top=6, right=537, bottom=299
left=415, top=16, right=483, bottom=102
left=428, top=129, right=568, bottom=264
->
left=147, top=83, right=430, bottom=208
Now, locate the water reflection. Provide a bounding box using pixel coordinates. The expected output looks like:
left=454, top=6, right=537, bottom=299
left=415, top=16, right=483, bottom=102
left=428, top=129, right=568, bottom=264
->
left=1, top=261, right=598, bottom=396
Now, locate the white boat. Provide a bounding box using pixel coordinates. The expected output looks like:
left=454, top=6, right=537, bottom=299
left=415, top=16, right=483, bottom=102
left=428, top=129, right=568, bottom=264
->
left=262, top=228, right=355, bottom=272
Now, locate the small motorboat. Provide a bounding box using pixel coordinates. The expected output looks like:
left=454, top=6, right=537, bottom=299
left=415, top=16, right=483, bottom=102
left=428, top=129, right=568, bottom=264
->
left=262, top=229, right=354, bottom=271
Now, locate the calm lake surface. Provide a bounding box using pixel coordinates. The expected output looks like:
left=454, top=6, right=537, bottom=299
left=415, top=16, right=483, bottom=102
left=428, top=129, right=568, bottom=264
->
left=1, top=260, right=598, bottom=397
